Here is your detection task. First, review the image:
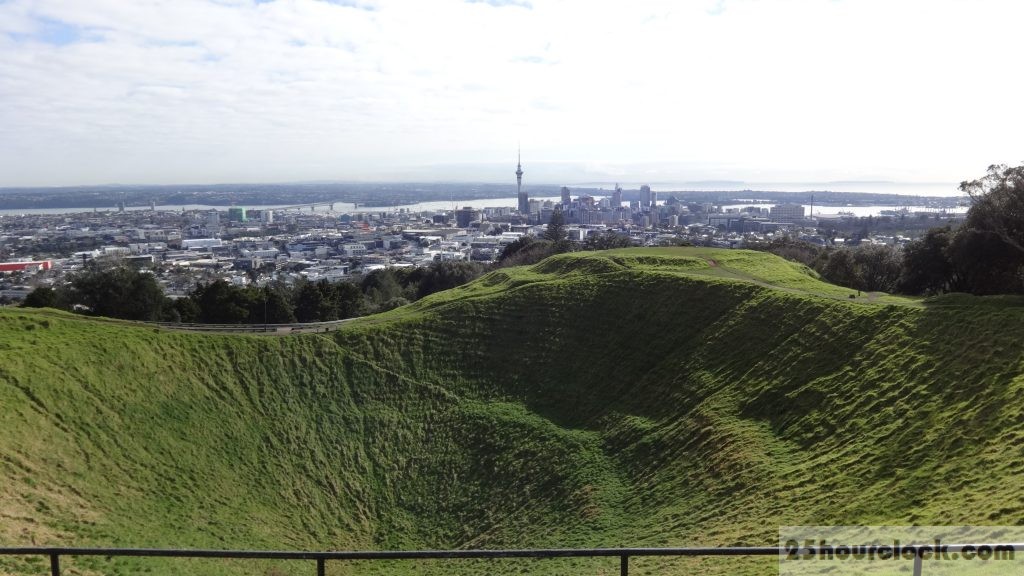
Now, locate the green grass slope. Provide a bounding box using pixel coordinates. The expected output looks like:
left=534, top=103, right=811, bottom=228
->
left=1, top=248, right=1023, bottom=575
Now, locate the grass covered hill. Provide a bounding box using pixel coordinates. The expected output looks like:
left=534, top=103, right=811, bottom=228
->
left=2, top=247, right=1023, bottom=575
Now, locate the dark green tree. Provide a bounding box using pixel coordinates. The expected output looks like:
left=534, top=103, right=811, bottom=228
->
left=412, top=261, right=486, bottom=299
left=542, top=209, right=567, bottom=242
left=68, top=265, right=170, bottom=321
left=190, top=280, right=252, bottom=323
left=816, top=249, right=859, bottom=289
left=293, top=281, right=326, bottom=323
left=314, top=280, right=342, bottom=321
left=898, top=227, right=959, bottom=295
left=960, top=164, right=1024, bottom=256
left=333, top=281, right=365, bottom=319
left=361, top=269, right=408, bottom=310
left=250, top=286, right=296, bottom=324
left=851, top=244, right=902, bottom=292
left=947, top=227, right=1024, bottom=295
left=582, top=232, right=633, bottom=251
left=380, top=297, right=410, bottom=311
left=496, top=236, right=554, bottom=267
left=938, top=164, right=1024, bottom=294
left=21, top=286, right=65, bottom=309
left=173, top=297, right=201, bottom=323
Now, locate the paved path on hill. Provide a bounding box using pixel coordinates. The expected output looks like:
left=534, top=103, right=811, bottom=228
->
left=153, top=318, right=357, bottom=335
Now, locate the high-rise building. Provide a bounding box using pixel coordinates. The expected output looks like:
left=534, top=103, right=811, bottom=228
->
left=207, top=210, right=220, bottom=234
left=528, top=199, right=541, bottom=215
left=516, top=149, right=528, bottom=214
left=560, top=186, right=571, bottom=205
left=227, top=207, right=247, bottom=222
left=456, top=206, right=478, bottom=228
left=640, top=185, right=652, bottom=209
left=612, top=184, right=623, bottom=207
left=770, top=203, right=806, bottom=223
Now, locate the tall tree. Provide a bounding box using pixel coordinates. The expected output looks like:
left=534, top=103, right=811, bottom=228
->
left=898, top=227, right=959, bottom=295
left=816, top=249, right=859, bottom=289
left=21, top=286, right=65, bottom=310
left=334, top=281, right=365, bottom=319
left=542, top=209, right=567, bottom=242
left=413, top=261, right=486, bottom=299
left=190, top=280, right=251, bottom=323
left=250, top=286, right=296, bottom=324
left=68, top=265, right=170, bottom=321
left=851, top=244, right=902, bottom=292
left=947, top=227, right=1024, bottom=295
left=293, top=281, right=325, bottom=323
left=496, top=236, right=554, bottom=267
left=960, top=164, right=1024, bottom=256
left=582, top=232, right=633, bottom=251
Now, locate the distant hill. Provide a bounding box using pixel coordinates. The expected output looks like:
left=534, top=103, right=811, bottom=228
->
left=1, top=248, right=1022, bottom=575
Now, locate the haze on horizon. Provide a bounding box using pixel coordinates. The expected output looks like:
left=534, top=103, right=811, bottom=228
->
left=1, top=0, right=1021, bottom=189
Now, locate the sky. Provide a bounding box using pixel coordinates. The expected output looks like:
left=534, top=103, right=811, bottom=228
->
left=0, top=0, right=1022, bottom=189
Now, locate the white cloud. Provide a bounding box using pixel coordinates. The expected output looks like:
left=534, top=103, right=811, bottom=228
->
left=0, top=0, right=1021, bottom=187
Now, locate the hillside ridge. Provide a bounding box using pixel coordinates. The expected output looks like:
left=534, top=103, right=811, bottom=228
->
left=2, top=247, right=1023, bottom=575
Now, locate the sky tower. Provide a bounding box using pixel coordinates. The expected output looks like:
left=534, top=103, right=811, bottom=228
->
left=516, top=148, right=528, bottom=214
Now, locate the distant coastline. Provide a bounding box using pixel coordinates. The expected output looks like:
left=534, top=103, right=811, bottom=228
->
left=0, top=181, right=966, bottom=215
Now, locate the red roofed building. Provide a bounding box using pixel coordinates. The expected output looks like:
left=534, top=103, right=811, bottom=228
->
left=0, top=261, right=52, bottom=273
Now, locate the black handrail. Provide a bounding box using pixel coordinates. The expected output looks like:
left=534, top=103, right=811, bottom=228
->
left=0, top=544, right=1020, bottom=576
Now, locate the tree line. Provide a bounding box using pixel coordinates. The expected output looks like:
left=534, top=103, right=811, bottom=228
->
left=22, top=260, right=488, bottom=323
left=749, top=164, right=1024, bottom=296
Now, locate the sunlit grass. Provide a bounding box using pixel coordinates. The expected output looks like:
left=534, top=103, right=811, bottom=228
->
left=1, top=247, right=1022, bottom=575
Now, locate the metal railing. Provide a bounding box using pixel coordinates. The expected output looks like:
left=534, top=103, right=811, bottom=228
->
left=0, top=544, right=1019, bottom=575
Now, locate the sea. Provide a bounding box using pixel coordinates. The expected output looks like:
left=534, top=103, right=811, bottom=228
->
left=0, top=181, right=967, bottom=218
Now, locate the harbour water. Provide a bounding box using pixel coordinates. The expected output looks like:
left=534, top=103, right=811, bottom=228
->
left=0, top=192, right=966, bottom=218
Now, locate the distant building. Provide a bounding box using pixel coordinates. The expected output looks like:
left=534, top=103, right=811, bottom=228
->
left=341, top=243, right=367, bottom=258
left=560, top=186, right=571, bottom=205
left=640, top=185, right=652, bottom=209
left=124, top=254, right=155, bottom=268
left=181, top=238, right=223, bottom=250
left=206, top=210, right=220, bottom=234
left=612, top=184, right=623, bottom=207
left=770, top=203, right=806, bottom=223
left=227, top=207, right=247, bottom=222
left=0, top=261, right=52, bottom=273
left=516, top=150, right=528, bottom=214
left=456, top=206, right=479, bottom=228
left=527, top=198, right=541, bottom=217
left=539, top=207, right=554, bottom=225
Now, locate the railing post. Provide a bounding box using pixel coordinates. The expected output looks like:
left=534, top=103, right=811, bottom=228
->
left=913, top=549, right=923, bottom=576
left=49, top=554, right=60, bottom=576
left=620, top=554, right=628, bottom=576
left=316, top=557, right=325, bottom=576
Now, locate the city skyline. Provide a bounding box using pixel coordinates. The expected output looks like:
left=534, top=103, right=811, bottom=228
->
left=1, top=0, right=1022, bottom=188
